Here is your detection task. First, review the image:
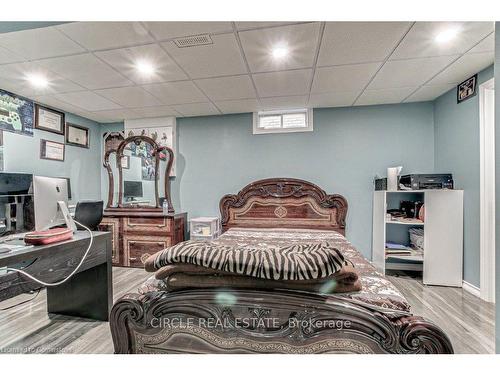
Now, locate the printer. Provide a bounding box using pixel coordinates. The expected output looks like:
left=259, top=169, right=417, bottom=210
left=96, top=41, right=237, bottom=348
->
left=399, top=174, right=454, bottom=190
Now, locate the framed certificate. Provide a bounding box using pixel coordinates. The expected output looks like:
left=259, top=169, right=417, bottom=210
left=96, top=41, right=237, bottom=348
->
left=66, top=123, right=90, bottom=148
left=35, top=104, right=65, bottom=135
left=40, top=139, right=65, bottom=162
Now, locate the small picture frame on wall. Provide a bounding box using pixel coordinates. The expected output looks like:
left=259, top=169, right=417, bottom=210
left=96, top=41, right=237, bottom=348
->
left=66, top=123, right=90, bottom=148
left=35, top=104, right=65, bottom=135
left=120, top=155, right=130, bottom=169
left=457, top=74, right=477, bottom=103
left=40, top=139, right=65, bottom=162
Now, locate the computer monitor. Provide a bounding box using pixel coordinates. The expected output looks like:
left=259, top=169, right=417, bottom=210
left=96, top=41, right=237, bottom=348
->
left=33, top=176, right=74, bottom=231
left=124, top=181, right=143, bottom=201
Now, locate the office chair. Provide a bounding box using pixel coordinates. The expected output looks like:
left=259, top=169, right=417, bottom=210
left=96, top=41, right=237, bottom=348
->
left=74, top=200, right=104, bottom=231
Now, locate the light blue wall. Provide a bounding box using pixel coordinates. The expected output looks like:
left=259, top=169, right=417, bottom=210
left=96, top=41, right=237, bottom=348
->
left=0, top=22, right=69, bottom=34
left=3, top=110, right=102, bottom=203
left=100, top=104, right=435, bottom=258
left=433, top=65, right=494, bottom=287
left=494, top=22, right=499, bottom=354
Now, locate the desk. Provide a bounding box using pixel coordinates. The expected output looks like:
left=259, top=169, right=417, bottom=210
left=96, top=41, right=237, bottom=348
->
left=0, top=231, right=112, bottom=321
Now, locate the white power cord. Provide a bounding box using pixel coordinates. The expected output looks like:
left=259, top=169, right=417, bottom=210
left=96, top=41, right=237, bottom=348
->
left=5, top=219, right=94, bottom=287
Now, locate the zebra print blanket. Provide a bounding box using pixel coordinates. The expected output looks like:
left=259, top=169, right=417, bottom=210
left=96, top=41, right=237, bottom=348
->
left=145, top=240, right=350, bottom=281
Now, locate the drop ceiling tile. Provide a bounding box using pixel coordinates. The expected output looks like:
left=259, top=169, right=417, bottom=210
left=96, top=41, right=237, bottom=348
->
left=95, top=44, right=188, bottom=84
left=0, top=27, right=85, bottom=60
left=32, top=95, right=94, bottom=116
left=311, top=62, right=381, bottom=94
left=94, top=86, right=163, bottom=108
left=404, top=84, right=455, bottom=103
left=161, top=33, right=247, bottom=79
left=37, top=53, right=133, bottom=90
left=144, top=22, right=233, bottom=41
left=259, top=95, right=308, bottom=110
left=57, top=22, right=153, bottom=50
left=355, top=87, right=416, bottom=106
left=0, top=62, right=84, bottom=97
left=90, top=108, right=140, bottom=122
left=239, top=23, right=320, bottom=72
left=195, top=75, right=255, bottom=101
left=142, top=81, right=207, bottom=105
left=427, top=52, right=493, bottom=86
left=318, top=22, right=411, bottom=66
left=391, top=22, right=494, bottom=60
left=172, top=102, right=220, bottom=117
left=235, top=22, right=303, bottom=31
left=53, top=91, right=122, bottom=111
left=468, top=33, right=494, bottom=53
left=368, top=55, right=458, bottom=90
left=0, top=46, right=24, bottom=65
left=308, top=91, right=360, bottom=108
left=129, top=106, right=180, bottom=118
left=215, top=98, right=259, bottom=114
left=253, top=69, right=312, bottom=97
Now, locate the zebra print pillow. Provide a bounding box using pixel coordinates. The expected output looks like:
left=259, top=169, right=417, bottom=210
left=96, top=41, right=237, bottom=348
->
left=150, top=240, right=349, bottom=281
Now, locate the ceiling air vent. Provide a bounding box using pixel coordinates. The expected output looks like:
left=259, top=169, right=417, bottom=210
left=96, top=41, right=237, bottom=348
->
left=173, top=34, right=213, bottom=48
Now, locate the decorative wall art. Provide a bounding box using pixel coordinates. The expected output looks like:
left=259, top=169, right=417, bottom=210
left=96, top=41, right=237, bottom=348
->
left=124, top=117, right=176, bottom=176
left=0, top=89, right=34, bottom=136
left=457, top=74, right=477, bottom=103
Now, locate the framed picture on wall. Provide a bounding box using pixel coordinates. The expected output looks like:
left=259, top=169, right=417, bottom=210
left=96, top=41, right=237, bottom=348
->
left=40, top=139, right=65, bottom=162
left=457, top=74, right=478, bottom=103
left=66, top=123, right=90, bottom=148
left=35, top=104, right=65, bottom=135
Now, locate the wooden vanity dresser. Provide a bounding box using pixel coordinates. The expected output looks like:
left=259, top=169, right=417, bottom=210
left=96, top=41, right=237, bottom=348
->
left=100, top=134, right=186, bottom=268
left=100, top=209, right=186, bottom=268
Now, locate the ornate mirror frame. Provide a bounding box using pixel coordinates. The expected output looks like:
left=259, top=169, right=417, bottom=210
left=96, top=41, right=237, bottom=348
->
left=103, top=135, right=174, bottom=213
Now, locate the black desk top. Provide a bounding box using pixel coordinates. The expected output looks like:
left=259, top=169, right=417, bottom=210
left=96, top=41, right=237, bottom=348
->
left=0, top=231, right=109, bottom=267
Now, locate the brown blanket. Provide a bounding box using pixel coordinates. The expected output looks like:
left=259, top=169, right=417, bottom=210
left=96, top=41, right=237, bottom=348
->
left=152, top=263, right=362, bottom=293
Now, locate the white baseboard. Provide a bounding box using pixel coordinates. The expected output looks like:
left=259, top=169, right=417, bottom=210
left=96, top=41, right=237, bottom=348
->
left=462, top=280, right=480, bottom=297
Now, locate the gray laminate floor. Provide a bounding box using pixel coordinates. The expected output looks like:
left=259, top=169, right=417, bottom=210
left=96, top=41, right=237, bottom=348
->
left=0, top=268, right=495, bottom=354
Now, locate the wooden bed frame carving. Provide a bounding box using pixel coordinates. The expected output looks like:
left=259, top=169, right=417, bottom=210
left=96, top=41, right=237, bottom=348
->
left=220, top=178, right=348, bottom=234
left=110, top=178, right=454, bottom=354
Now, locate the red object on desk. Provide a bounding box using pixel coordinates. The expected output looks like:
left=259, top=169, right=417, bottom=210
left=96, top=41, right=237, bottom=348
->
left=24, top=228, right=73, bottom=246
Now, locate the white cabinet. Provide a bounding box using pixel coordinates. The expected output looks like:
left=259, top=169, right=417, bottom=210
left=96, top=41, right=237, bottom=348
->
left=371, top=190, right=463, bottom=287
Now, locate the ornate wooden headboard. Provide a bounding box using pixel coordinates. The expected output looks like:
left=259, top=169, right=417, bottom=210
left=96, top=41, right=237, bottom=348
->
left=219, top=178, right=348, bottom=235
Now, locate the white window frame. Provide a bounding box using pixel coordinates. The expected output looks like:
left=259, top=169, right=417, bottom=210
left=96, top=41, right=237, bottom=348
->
left=253, top=108, right=313, bottom=135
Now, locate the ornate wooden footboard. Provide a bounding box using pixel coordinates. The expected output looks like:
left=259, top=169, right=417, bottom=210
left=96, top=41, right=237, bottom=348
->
left=110, top=289, right=453, bottom=354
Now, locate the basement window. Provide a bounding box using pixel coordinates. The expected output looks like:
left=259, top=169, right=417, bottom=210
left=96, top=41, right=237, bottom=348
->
left=253, top=109, right=313, bottom=134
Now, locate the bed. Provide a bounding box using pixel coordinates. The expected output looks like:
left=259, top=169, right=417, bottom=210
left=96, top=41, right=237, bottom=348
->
left=110, top=178, right=453, bottom=354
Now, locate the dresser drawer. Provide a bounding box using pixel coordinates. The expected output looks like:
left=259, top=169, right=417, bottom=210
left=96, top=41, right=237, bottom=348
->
left=98, top=217, right=121, bottom=266
left=124, top=235, right=171, bottom=268
left=123, top=216, right=172, bottom=234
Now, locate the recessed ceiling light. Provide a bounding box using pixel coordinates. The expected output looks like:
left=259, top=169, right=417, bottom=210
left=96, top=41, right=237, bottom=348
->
left=26, top=73, right=49, bottom=88
left=135, top=60, right=155, bottom=75
left=271, top=46, right=289, bottom=60
left=435, top=28, right=459, bottom=43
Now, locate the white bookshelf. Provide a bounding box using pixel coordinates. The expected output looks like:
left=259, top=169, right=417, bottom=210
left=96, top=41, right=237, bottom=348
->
left=372, top=190, right=464, bottom=287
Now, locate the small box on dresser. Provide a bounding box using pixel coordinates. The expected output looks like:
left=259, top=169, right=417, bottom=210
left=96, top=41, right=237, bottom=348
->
left=190, top=216, right=221, bottom=241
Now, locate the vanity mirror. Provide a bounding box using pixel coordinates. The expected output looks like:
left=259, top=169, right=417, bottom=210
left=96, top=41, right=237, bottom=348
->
left=103, top=135, right=174, bottom=213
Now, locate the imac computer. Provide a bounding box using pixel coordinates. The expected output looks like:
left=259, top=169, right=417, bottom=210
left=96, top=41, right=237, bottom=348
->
left=33, top=176, right=76, bottom=232
left=124, top=181, right=143, bottom=202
